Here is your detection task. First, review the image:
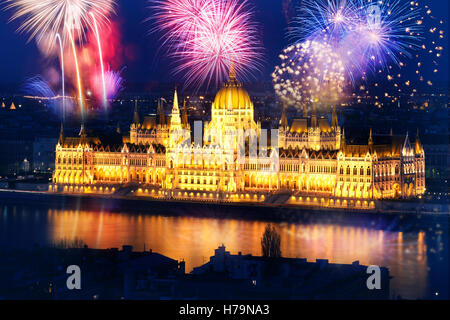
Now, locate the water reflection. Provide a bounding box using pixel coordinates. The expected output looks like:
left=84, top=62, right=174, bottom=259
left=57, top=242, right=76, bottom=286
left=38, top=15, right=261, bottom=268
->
left=0, top=205, right=434, bottom=299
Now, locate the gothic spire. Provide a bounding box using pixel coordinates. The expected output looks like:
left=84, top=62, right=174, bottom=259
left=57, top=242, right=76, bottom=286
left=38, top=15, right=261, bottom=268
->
left=415, top=128, right=423, bottom=154
left=182, top=99, right=189, bottom=127
left=331, top=105, right=338, bottom=128
left=133, top=99, right=140, bottom=125
left=303, top=103, right=308, bottom=118
left=341, top=128, right=346, bottom=149
left=158, top=98, right=166, bottom=126
left=280, top=103, right=288, bottom=128
left=311, top=102, right=318, bottom=128
left=171, top=88, right=181, bottom=126
left=58, top=122, right=64, bottom=144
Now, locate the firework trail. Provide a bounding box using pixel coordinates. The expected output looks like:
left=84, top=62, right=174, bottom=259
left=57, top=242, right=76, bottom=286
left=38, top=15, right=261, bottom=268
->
left=55, top=33, right=65, bottom=120
left=67, top=28, right=85, bottom=121
left=148, top=0, right=264, bottom=88
left=90, top=12, right=107, bottom=113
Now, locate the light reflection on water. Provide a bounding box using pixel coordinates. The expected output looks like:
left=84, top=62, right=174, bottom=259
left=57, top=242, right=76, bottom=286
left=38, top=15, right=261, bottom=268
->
left=0, top=205, right=431, bottom=299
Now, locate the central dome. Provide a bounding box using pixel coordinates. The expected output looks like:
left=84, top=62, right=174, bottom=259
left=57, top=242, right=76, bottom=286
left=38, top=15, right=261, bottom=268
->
left=212, top=69, right=253, bottom=110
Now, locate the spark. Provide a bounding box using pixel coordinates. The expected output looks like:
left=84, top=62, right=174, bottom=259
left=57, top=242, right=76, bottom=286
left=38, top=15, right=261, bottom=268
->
left=3, top=0, right=116, bottom=50
left=148, top=0, right=264, bottom=88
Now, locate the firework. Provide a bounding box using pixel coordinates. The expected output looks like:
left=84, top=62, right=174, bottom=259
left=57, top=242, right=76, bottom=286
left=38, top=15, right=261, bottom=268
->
left=358, top=3, right=446, bottom=105
left=272, top=40, right=346, bottom=108
left=290, top=0, right=360, bottom=44
left=22, top=75, right=74, bottom=114
left=92, top=68, right=124, bottom=101
left=3, top=0, right=117, bottom=120
left=291, top=0, right=424, bottom=75
left=22, top=75, right=56, bottom=98
left=285, top=0, right=445, bottom=107
left=3, top=0, right=116, bottom=47
left=90, top=12, right=107, bottom=112
left=55, top=33, right=65, bottom=120
left=148, top=0, right=263, bottom=88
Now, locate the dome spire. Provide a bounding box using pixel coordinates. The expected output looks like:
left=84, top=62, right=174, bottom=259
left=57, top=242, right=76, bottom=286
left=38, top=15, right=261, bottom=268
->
left=229, top=62, right=237, bottom=82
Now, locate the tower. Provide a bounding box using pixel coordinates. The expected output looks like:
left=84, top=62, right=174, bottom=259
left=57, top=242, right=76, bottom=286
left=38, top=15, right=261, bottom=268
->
left=341, top=128, right=346, bottom=150
left=182, top=99, right=189, bottom=129
left=158, top=98, right=166, bottom=126
left=58, top=122, right=64, bottom=145
left=331, top=105, right=338, bottom=129
left=368, top=128, right=373, bottom=153
left=169, top=88, right=185, bottom=147
left=133, top=99, right=140, bottom=125
left=311, top=102, right=318, bottom=128
left=280, top=104, right=288, bottom=129
left=415, top=129, right=423, bottom=154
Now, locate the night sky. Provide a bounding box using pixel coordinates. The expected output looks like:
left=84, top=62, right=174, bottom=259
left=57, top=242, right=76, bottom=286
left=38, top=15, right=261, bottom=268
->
left=0, top=0, right=448, bottom=91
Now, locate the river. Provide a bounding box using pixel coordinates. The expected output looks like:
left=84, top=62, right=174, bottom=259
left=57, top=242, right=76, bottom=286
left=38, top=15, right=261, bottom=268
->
left=0, top=199, right=448, bottom=300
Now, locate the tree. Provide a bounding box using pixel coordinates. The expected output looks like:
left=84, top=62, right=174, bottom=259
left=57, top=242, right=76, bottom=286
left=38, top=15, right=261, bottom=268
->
left=261, top=224, right=281, bottom=258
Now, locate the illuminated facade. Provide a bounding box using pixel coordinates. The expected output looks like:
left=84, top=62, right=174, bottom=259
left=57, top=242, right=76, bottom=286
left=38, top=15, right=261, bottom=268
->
left=51, top=71, right=425, bottom=209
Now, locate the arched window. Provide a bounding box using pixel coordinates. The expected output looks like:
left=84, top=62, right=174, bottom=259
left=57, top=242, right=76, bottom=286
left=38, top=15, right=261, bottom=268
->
left=346, top=166, right=350, bottom=175
left=353, top=167, right=358, bottom=175
left=360, top=167, right=364, bottom=176
left=340, top=166, right=344, bottom=175
left=367, top=167, right=371, bottom=176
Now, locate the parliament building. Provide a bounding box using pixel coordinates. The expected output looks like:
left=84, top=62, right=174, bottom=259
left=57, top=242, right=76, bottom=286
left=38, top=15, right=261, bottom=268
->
left=50, top=70, right=426, bottom=210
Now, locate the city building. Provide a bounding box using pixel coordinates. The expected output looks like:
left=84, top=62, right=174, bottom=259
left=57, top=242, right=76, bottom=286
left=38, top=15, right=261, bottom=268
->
left=185, top=245, right=391, bottom=299
left=51, top=69, right=426, bottom=209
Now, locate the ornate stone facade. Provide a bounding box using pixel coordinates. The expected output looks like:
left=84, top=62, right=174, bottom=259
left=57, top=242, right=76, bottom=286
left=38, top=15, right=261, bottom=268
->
left=51, top=73, right=425, bottom=209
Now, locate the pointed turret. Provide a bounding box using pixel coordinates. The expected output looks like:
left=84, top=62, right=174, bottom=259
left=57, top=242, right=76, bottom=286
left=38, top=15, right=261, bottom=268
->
left=415, top=129, right=423, bottom=154
left=116, top=122, right=121, bottom=134
left=58, top=122, right=64, bottom=144
left=368, top=128, right=373, bottom=152
left=331, top=105, right=338, bottom=129
left=390, top=128, right=393, bottom=136
left=169, top=88, right=185, bottom=147
left=182, top=99, right=189, bottom=128
left=133, top=99, right=140, bottom=125
left=171, top=88, right=181, bottom=126
left=280, top=104, right=288, bottom=129
left=311, top=102, right=318, bottom=128
left=402, top=131, right=413, bottom=157
left=303, top=103, right=308, bottom=118
left=341, top=128, right=346, bottom=150
left=158, top=98, right=166, bottom=126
